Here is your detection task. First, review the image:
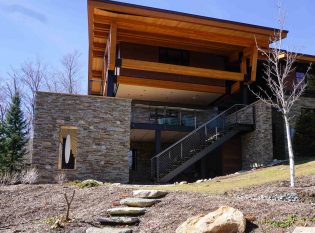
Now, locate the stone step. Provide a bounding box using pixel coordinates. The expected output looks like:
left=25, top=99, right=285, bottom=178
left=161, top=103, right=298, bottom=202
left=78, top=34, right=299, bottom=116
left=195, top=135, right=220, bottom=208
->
left=293, top=227, right=315, bottom=233
left=107, top=207, right=146, bottom=216
left=86, top=227, right=132, bottom=233
left=120, top=198, right=160, bottom=207
left=133, top=190, right=169, bottom=199
left=98, top=216, right=139, bottom=225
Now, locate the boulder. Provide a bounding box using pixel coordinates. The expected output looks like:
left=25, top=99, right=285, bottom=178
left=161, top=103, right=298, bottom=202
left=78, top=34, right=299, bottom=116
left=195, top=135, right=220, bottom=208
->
left=107, top=207, right=146, bottom=215
left=133, top=190, right=168, bottom=199
left=176, top=206, right=246, bottom=233
left=86, top=227, right=132, bottom=233
left=120, top=198, right=160, bottom=207
left=293, top=227, right=315, bottom=233
left=98, top=216, right=139, bottom=225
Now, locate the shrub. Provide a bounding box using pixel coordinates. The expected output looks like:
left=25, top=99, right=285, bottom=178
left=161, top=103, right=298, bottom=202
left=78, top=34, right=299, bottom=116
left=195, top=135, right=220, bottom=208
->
left=20, top=168, right=38, bottom=184
left=55, top=172, right=67, bottom=185
left=261, top=215, right=298, bottom=228
left=0, top=172, right=19, bottom=185
left=66, top=179, right=103, bottom=188
left=78, top=179, right=103, bottom=188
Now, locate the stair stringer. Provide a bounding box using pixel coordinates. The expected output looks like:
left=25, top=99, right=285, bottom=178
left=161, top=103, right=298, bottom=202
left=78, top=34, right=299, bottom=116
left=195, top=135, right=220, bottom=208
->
left=159, top=128, right=241, bottom=183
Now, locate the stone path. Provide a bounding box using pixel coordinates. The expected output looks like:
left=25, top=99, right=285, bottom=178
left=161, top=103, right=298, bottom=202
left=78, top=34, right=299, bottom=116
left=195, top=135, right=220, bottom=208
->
left=86, top=190, right=169, bottom=233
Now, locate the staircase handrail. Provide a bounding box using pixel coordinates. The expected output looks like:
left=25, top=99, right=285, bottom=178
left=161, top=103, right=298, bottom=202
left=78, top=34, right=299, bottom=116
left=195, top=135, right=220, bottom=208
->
left=152, top=104, right=246, bottom=160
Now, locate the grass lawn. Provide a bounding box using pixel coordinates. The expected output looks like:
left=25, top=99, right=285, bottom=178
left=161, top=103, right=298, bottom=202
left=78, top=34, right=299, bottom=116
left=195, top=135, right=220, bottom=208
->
left=150, top=158, right=315, bottom=194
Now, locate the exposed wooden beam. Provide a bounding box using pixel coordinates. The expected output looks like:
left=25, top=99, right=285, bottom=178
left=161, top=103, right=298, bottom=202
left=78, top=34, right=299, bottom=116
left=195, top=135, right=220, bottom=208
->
left=95, top=16, right=267, bottom=48
left=108, top=22, right=117, bottom=71
left=231, top=82, right=241, bottom=94
left=121, top=59, right=244, bottom=81
left=251, top=47, right=258, bottom=82
left=118, top=76, right=226, bottom=94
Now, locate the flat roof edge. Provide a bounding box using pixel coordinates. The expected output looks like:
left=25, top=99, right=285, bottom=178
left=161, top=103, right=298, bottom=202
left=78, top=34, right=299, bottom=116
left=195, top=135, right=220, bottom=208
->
left=89, top=0, right=288, bottom=34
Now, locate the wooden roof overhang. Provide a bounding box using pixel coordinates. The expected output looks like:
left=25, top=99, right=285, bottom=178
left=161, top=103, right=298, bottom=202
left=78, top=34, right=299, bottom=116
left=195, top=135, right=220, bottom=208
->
left=88, top=0, right=288, bottom=97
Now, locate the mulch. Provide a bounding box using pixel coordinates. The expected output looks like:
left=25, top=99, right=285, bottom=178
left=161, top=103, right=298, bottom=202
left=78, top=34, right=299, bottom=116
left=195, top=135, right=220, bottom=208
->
left=0, top=175, right=315, bottom=233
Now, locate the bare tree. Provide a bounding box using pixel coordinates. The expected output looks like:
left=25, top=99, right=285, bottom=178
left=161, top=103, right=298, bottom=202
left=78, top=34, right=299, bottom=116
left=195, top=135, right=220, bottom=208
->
left=249, top=5, right=311, bottom=187
left=0, top=72, right=23, bottom=121
left=19, top=59, right=46, bottom=123
left=64, top=190, right=75, bottom=221
left=44, top=72, right=63, bottom=93
left=59, top=51, right=82, bottom=94
left=0, top=76, right=7, bottom=121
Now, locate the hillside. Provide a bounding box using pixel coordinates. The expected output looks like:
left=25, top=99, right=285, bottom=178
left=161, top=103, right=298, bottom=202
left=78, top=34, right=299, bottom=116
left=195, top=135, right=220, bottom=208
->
left=0, top=159, right=314, bottom=233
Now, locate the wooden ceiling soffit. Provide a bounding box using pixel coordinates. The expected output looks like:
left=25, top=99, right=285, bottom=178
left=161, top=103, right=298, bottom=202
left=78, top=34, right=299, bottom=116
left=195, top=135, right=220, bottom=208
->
left=118, top=30, right=243, bottom=54
left=94, top=9, right=271, bottom=41
left=93, top=11, right=269, bottom=47
left=118, top=76, right=225, bottom=94
left=121, top=59, right=244, bottom=81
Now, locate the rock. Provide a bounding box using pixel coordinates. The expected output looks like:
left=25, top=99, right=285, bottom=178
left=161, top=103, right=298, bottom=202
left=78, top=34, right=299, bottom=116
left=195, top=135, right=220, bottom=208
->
left=120, top=198, right=160, bottom=207
left=293, top=227, right=315, bottom=233
left=86, top=227, right=132, bottom=233
left=196, top=180, right=204, bottom=183
left=98, top=216, right=139, bottom=225
left=107, top=207, right=146, bottom=215
left=244, top=214, right=257, bottom=222
left=176, top=206, right=246, bottom=233
left=133, top=190, right=168, bottom=198
left=179, top=181, right=187, bottom=185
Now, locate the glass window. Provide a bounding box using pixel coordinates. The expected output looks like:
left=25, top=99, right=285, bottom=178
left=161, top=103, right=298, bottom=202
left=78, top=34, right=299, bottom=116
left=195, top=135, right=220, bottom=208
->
left=128, top=149, right=137, bottom=171
left=159, top=47, right=190, bottom=66
left=296, top=72, right=305, bottom=84
left=59, top=126, right=77, bottom=170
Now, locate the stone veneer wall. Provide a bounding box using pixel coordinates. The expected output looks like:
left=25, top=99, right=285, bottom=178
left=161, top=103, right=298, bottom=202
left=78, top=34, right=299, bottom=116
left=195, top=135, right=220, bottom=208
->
left=32, top=92, right=132, bottom=183
left=242, top=101, right=273, bottom=169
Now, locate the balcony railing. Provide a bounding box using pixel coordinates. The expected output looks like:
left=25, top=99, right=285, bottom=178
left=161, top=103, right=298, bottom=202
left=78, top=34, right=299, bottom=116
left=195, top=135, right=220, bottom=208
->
left=131, top=105, right=216, bottom=128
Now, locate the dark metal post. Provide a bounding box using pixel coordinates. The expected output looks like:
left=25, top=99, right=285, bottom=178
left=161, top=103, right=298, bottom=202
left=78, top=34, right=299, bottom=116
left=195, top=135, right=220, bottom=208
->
left=106, top=70, right=115, bottom=97
left=241, top=84, right=249, bottom=105
left=155, top=130, right=161, bottom=154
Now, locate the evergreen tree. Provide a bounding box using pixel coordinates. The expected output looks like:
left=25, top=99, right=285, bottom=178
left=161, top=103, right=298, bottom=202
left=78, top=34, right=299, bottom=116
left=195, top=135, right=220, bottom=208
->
left=0, top=93, right=29, bottom=172
left=0, top=119, right=6, bottom=171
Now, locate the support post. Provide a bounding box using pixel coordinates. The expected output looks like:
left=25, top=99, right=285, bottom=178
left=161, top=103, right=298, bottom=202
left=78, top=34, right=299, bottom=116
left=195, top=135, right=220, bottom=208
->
left=200, top=157, right=207, bottom=179
left=106, top=70, right=115, bottom=97
left=155, top=130, right=161, bottom=155
left=241, top=84, right=249, bottom=105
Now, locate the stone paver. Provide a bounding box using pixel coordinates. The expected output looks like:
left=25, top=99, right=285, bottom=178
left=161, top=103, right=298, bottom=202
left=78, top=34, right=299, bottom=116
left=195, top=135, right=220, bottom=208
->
left=107, top=207, right=146, bottom=215
left=133, top=190, right=168, bottom=199
left=120, top=198, right=160, bottom=207
left=293, top=227, right=315, bottom=233
left=86, top=227, right=132, bottom=233
left=98, top=216, right=140, bottom=225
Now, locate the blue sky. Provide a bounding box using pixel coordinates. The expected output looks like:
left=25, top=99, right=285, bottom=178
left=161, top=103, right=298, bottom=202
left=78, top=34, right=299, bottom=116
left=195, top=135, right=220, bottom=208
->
left=0, top=0, right=314, bottom=94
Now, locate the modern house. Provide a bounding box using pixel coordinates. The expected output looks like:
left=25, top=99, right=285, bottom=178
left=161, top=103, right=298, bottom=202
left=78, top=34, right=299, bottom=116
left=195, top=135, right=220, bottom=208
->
left=32, top=0, right=315, bottom=184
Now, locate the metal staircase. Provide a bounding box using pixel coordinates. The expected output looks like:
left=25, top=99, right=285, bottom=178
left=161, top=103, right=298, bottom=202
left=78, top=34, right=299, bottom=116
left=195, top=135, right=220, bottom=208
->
left=151, top=104, right=255, bottom=183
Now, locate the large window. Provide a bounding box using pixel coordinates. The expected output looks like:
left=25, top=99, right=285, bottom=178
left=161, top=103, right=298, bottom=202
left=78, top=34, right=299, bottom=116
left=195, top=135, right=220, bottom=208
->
left=128, top=149, right=137, bottom=171
left=59, top=126, right=77, bottom=170
left=159, top=47, right=190, bottom=66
